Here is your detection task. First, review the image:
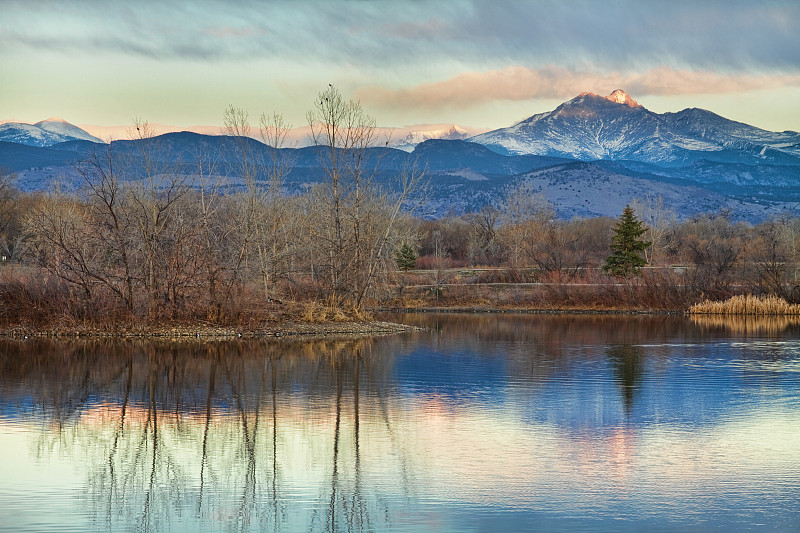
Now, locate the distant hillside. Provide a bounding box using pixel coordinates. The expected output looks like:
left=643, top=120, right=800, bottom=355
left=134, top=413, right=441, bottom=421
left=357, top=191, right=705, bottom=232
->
left=3, top=126, right=800, bottom=222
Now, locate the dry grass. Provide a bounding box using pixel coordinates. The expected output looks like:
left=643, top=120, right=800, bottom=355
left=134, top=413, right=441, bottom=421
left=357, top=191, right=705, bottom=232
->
left=297, top=295, right=372, bottom=323
left=689, top=294, right=800, bottom=315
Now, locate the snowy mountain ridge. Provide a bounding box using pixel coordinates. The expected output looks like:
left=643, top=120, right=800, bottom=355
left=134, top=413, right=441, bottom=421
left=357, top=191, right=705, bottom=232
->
left=0, top=118, right=103, bottom=147
left=469, top=90, right=800, bottom=165
left=393, top=125, right=472, bottom=152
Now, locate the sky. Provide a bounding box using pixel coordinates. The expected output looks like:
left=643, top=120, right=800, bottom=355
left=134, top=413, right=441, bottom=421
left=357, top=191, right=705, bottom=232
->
left=2, top=0, right=799, bottom=139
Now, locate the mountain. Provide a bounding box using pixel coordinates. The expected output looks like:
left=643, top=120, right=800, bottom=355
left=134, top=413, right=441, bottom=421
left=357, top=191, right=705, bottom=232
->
left=4, top=126, right=800, bottom=222
left=410, top=139, right=573, bottom=175
left=469, top=90, right=800, bottom=166
left=394, top=125, right=472, bottom=152
left=0, top=118, right=103, bottom=147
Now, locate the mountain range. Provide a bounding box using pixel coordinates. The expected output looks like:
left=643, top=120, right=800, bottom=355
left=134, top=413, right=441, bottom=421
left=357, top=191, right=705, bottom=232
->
left=2, top=91, right=800, bottom=222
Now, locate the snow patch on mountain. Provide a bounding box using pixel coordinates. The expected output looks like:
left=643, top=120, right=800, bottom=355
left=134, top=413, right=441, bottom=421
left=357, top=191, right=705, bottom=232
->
left=605, top=89, right=641, bottom=108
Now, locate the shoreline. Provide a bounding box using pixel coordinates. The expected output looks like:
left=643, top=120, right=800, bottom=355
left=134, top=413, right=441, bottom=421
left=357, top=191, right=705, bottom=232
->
left=2, top=303, right=797, bottom=339
left=0, top=320, right=424, bottom=340
left=0, top=306, right=685, bottom=340
left=380, top=306, right=686, bottom=316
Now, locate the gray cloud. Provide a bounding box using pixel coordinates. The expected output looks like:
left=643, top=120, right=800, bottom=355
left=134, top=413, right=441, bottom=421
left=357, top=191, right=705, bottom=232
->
left=3, top=0, right=799, bottom=72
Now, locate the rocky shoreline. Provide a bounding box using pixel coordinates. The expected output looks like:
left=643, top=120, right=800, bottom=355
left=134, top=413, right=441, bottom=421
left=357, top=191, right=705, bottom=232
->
left=0, top=320, right=424, bottom=340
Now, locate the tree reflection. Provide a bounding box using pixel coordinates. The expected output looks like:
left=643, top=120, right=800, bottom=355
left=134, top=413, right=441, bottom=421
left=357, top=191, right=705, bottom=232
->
left=0, top=338, right=401, bottom=532
left=607, top=344, right=645, bottom=413
left=197, top=357, right=215, bottom=517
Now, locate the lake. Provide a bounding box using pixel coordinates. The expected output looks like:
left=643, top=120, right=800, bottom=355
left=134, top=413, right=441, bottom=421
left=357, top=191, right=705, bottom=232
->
left=1, top=313, right=799, bottom=532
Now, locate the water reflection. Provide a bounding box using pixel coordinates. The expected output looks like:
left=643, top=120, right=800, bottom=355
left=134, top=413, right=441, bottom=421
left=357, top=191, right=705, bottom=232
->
left=0, top=338, right=399, bottom=532
left=691, top=314, right=800, bottom=336
left=607, top=344, right=645, bottom=413
left=0, top=314, right=799, bottom=532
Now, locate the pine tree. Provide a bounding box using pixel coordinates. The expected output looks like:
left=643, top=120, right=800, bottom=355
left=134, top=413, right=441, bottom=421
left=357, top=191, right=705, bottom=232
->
left=603, top=205, right=651, bottom=276
left=395, top=242, right=417, bottom=271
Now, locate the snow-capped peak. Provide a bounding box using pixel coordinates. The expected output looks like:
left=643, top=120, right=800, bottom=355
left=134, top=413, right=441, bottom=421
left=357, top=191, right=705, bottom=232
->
left=391, top=124, right=474, bottom=151
left=605, top=89, right=641, bottom=108
left=35, top=116, right=69, bottom=125
left=0, top=117, right=103, bottom=146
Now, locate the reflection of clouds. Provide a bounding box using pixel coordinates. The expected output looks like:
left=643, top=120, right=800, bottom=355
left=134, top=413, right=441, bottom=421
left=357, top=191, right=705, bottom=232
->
left=24, top=395, right=799, bottom=512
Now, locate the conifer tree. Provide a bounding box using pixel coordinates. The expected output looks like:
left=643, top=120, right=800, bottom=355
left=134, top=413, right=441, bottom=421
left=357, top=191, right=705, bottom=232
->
left=395, top=242, right=417, bottom=271
left=603, top=205, right=651, bottom=276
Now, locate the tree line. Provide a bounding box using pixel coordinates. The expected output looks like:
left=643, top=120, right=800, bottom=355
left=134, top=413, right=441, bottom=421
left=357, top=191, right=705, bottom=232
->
left=2, top=86, right=800, bottom=325
left=408, top=193, right=800, bottom=308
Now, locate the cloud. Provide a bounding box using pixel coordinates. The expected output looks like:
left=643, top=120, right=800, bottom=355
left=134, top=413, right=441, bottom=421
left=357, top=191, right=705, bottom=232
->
left=3, top=0, right=799, bottom=71
left=357, top=66, right=800, bottom=110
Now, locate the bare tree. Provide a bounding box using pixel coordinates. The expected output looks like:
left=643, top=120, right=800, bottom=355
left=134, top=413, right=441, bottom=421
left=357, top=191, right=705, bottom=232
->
left=25, top=192, right=96, bottom=304
left=220, top=107, right=264, bottom=307
left=745, top=217, right=800, bottom=300
left=192, top=149, right=227, bottom=306
left=679, top=211, right=744, bottom=297
left=124, top=120, right=192, bottom=314
left=466, top=205, right=503, bottom=265
left=630, top=195, right=677, bottom=265
left=499, top=181, right=554, bottom=268
left=529, top=222, right=588, bottom=278
left=307, top=85, right=424, bottom=307
left=0, top=169, right=24, bottom=261
left=74, top=147, right=136, bottom=311
left=256, top=111, right=296, bottom=298
left=307, top=85, right=379, bottom=296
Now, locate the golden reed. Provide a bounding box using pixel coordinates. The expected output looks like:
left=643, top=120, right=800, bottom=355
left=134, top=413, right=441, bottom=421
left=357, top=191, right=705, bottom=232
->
left=689, top=294, right=800, bottom=315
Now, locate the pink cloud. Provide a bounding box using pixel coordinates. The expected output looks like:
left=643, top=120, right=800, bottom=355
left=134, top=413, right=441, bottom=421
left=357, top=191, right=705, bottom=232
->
left=204, top=25, right=262, bottom=39
left=357, top=66, right=800, bottom=109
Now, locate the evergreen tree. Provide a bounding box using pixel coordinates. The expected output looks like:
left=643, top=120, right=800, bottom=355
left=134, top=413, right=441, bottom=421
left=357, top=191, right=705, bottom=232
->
left=395, top=242, right=417, bottom=271
left=603, top=205, right=651, bottom=276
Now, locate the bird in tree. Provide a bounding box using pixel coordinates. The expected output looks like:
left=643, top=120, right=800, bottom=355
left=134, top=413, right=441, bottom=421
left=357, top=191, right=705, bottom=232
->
left=603, top=205, right=652, bottom=276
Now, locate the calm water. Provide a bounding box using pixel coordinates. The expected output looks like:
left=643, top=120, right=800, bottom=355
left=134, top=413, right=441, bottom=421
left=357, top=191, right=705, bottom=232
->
left=1, top=314, right=799, bottom=532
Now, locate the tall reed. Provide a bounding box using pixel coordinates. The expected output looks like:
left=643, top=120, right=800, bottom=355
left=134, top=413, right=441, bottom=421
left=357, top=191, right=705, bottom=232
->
left=689, top=294, right=800, bottom=315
